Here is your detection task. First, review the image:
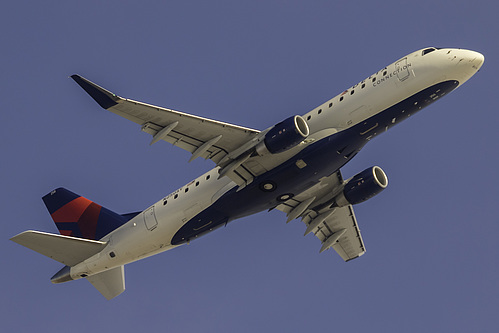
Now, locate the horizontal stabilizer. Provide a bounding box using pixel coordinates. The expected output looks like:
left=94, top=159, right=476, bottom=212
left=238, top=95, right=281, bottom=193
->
left=10, top=230, right=107, bottom=266
left=86, top=266, right=125, bottom=300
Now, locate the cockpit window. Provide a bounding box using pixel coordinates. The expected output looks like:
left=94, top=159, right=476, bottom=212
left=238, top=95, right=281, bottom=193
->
left=422, top=48, right=437, bottom=56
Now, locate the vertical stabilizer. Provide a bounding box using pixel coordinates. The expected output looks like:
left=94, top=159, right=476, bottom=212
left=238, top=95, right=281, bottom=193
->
left=86, top=266, right=125, bottom=300
left=42, top=188, right=128, bottom=240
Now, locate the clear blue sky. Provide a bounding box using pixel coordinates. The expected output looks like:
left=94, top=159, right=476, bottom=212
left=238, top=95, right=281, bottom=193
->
left=2, top=1, right=498, bottom=332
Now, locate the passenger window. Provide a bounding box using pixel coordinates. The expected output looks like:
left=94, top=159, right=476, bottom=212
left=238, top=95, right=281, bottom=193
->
left=329, top=103, right=333, bottom=108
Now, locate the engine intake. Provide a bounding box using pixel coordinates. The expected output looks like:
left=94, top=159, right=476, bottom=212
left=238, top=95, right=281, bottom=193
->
left=335, top=166, right=388, bottom=207
left=256, top=115, right=309, bottom=155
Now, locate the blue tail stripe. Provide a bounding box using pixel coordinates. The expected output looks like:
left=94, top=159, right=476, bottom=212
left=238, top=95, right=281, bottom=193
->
left=94, top=207, right=128, bottom=240
left=42, top=188, right=79, bottom=215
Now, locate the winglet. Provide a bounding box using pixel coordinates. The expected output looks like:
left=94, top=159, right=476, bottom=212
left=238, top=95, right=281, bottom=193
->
left=71, top=74, right=120, bottom=109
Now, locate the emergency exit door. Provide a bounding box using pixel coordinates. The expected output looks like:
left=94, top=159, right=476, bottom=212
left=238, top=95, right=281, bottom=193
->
left=143, top=206, right=158, bottom=231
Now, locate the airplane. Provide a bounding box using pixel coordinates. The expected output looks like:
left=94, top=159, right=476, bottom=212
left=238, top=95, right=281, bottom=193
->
left=11, top=47, right=484, bottom=300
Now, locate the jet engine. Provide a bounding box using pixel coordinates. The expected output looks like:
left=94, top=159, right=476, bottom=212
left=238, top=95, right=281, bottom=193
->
left=256, top=115, right=310, bottom=155
left=334, top=166, right=388, bottom=207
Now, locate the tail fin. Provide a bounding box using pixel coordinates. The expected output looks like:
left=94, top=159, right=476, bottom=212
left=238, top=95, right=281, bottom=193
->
left=42, top=188, right=128, bottom=241
left=86, top=266, right=125, bottom=300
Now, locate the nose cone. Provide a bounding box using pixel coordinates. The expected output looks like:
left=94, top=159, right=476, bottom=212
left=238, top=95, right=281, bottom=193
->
left=458, top=49, right=484, bottom=72
left=470, top=50, right=484, bottom=71
left=442, top=48, right=484, bottom=85
left=460, top=50, right=484, bottom=84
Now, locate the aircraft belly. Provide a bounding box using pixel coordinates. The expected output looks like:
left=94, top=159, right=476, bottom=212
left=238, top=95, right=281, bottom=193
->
left=171, top=80, right=460, bottom=245
left=83, top=80, right=460, bottom=258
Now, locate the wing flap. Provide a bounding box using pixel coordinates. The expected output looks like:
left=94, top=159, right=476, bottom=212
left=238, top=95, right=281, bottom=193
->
left=72, top=75, right=271, bottom=187
left=71, top=74, right=260, bottom=165
left=276, top=170, right=366, bottom=261
left=316, top=205, right=366, bottom=261
left=115, top=98, right=259, bottom=162
left=140, top=120, right=228, bottom=162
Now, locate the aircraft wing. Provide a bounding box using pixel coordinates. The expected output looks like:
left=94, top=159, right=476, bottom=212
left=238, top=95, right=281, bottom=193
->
left=275, top=170, right=366, bottom=261
left=71, top=75, right=260, bottom=166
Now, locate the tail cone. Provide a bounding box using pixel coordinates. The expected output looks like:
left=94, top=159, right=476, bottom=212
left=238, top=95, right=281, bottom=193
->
left=51, top=266, right=73, bottom=284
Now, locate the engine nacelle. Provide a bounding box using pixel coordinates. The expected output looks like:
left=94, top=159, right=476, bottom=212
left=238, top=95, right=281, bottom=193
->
left=256, top=115, right=310, bottom=155
left=335, top=166, right=388, bottom=207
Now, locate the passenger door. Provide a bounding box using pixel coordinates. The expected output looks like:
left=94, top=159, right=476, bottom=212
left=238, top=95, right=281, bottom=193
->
left=143, top=206, right=158, bottom=231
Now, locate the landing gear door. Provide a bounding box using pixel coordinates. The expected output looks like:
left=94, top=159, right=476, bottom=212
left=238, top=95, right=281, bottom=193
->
left=395, top=57, right=410, bottom=82
left=144, top=206, right=158, bottom=231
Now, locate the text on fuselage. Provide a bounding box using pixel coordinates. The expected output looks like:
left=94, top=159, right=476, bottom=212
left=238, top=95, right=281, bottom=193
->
left=372, top=63, right=412, bottom=87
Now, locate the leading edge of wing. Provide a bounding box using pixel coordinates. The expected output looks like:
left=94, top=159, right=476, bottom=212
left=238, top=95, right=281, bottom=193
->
left=70, top=74, right=260, bottom=134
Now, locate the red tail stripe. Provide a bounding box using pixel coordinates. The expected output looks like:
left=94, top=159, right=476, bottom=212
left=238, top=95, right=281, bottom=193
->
left=51, top=197, right=92, bottom=222
left=78, top=202, right=102, bottom=240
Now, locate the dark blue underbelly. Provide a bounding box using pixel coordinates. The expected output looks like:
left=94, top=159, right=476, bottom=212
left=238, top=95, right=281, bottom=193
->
left=171, top=80, right=458, bottom=245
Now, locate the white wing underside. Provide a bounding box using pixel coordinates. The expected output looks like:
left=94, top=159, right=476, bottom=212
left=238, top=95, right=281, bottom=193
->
left=275, top=171, right=366, bottom=261
left=71, top=75, right=263, bottom=187
left=109, top=98, right=260, bottom=165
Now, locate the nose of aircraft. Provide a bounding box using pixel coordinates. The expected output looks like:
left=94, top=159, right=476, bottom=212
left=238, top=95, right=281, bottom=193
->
left=464, top=49, right=484, bottom=71
left=443, top=48, right=484, bottom=85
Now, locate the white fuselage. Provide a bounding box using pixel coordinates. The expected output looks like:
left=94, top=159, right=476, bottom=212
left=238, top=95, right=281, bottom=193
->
left=69, top=48, right=483, bottom=280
